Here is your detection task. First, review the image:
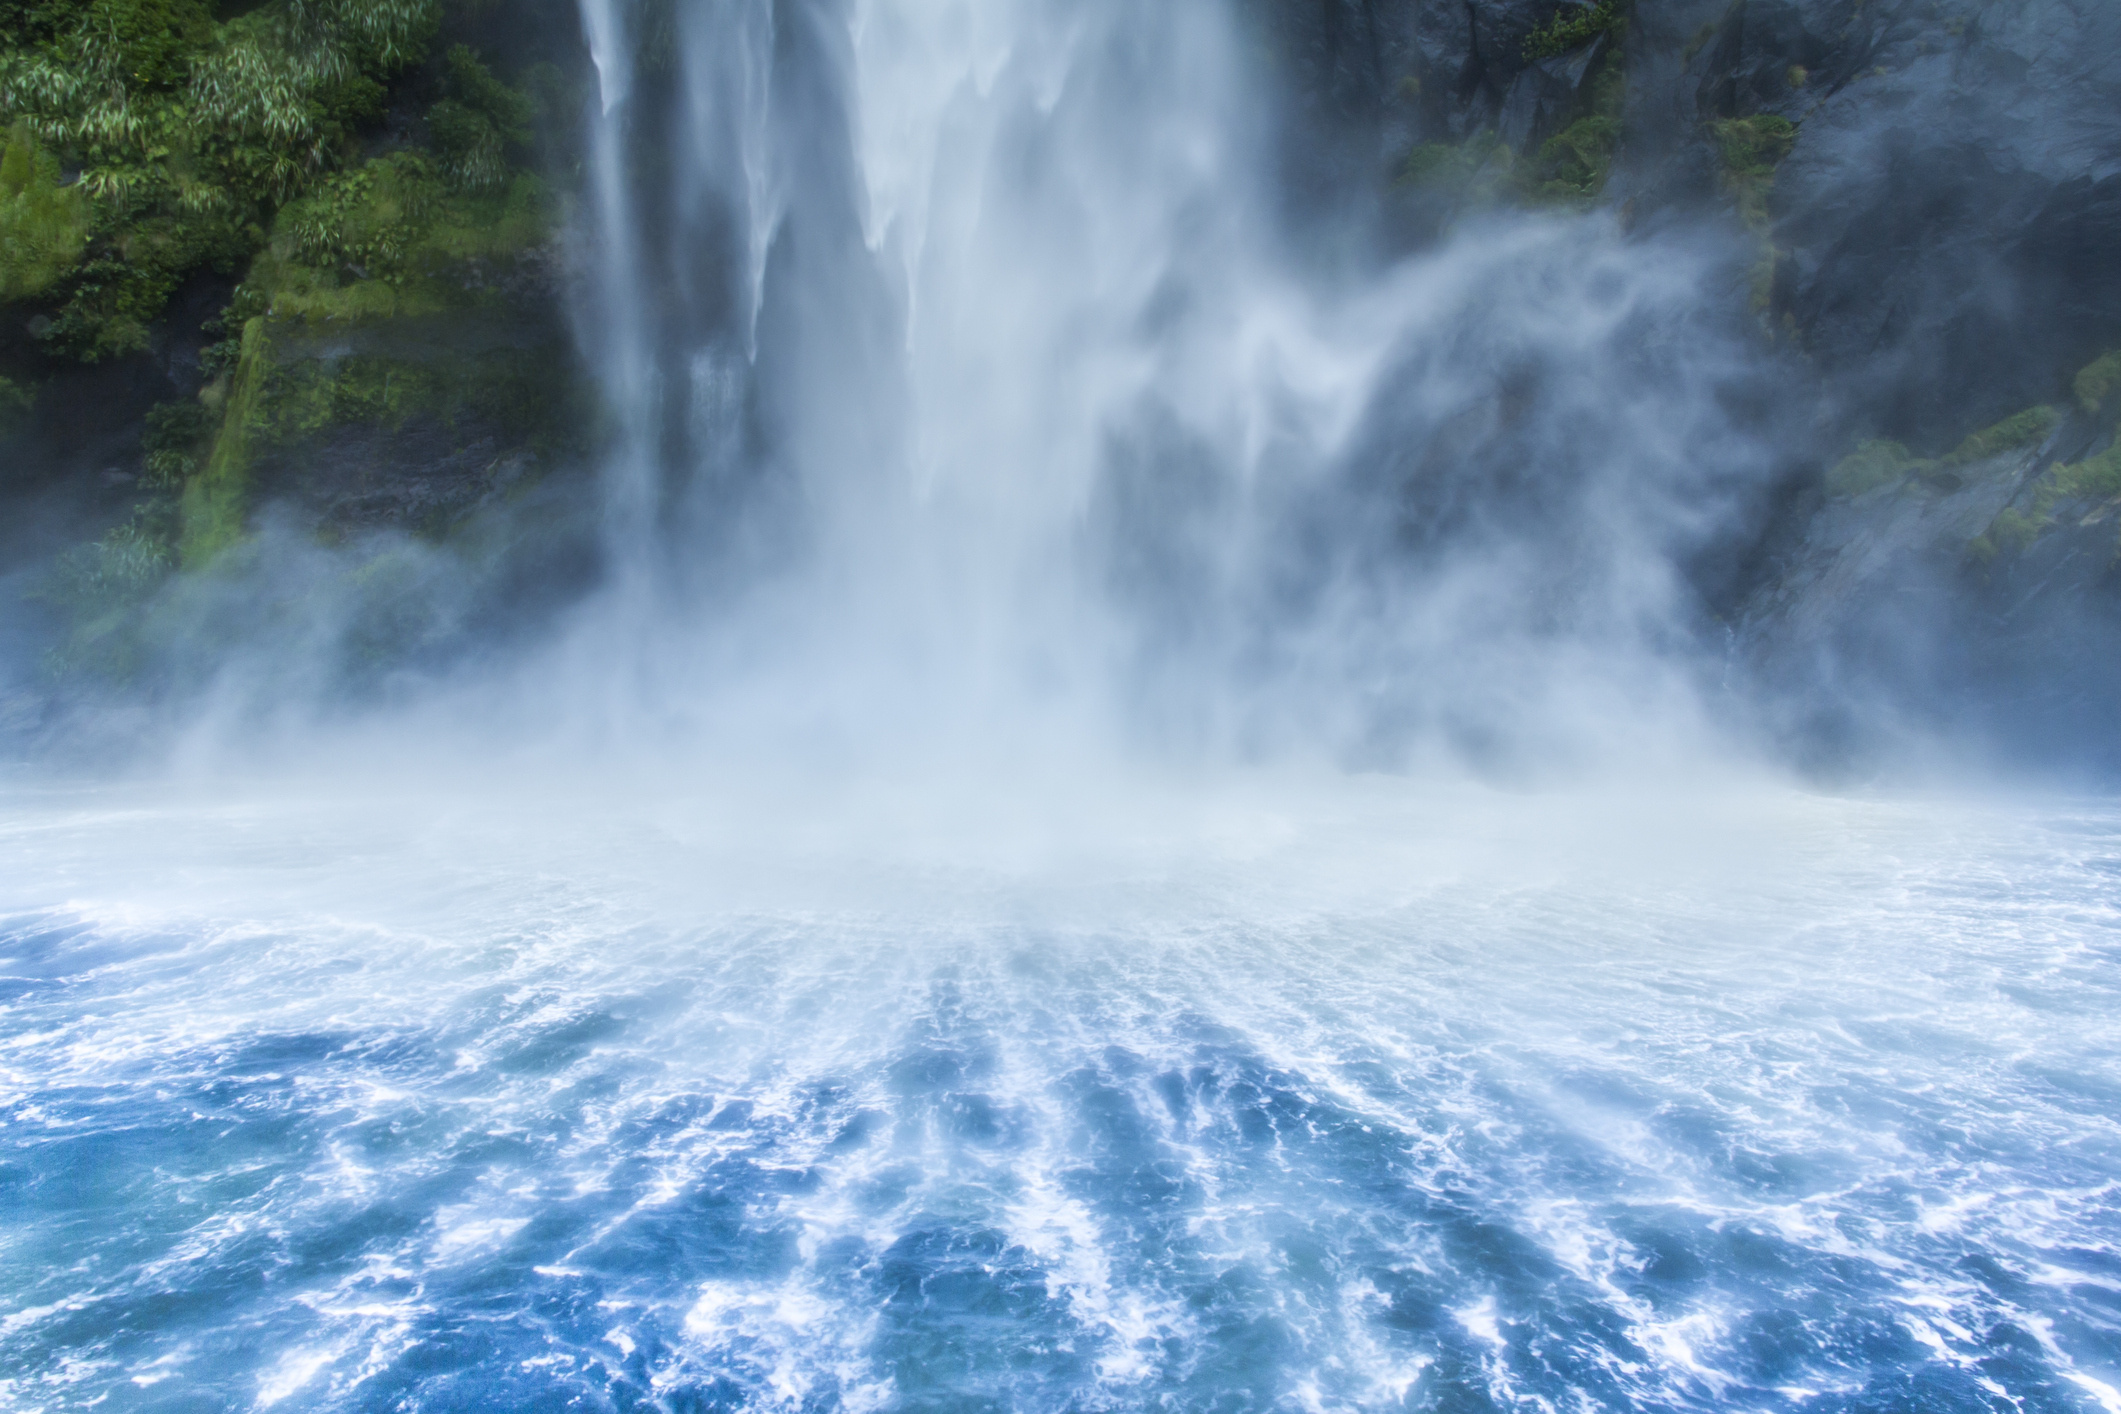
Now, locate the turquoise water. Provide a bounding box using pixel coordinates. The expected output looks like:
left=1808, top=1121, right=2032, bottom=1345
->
left=3, top=779, right=2119, bottom=1411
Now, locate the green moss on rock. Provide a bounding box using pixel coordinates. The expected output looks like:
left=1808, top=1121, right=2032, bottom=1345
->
left=1711, top=116, right=1797, bottom=231
left=2049, top=439, right=2121, bottom=506
left=2074, top=350, right=2121, bottom=414
left=1708, top=115, right=1798, bottom=315
left=262, top=154, right=552, bottom=324
left=0, top=121, right=89, bottom=300
left=1525, top=1, right=1625, bottom=61
left=1942, top=405, right=2059, bottom=465
left=181, top=313, right=271, bottom=566
left=1827, top=439, right=1928, bottom=497
left=1525, top=47, right=1625, bottom=206
left=1402, top=43, right=1628, bottom=211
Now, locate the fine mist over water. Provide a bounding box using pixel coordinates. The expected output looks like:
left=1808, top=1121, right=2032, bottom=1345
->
left=43, top=0, right=1802, bottom=787
left=6, top=2, right=2121, bottom=1412
left=492, top=0, right=1783, bottom=784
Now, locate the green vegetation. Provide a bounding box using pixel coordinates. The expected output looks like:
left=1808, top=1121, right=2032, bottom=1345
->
left=173, top=113, right=564, bottom=563
left=2049, top=441, right=2121, bottom=504
left=1943, top=405, right=2059, bottom=465
left=1525, top=1, right=1625, bottom=61
left=1965, top=353, right=2121, bottom=559
left=0, top=0, right=443, bottom=357
left=1401, top=130, right=1518, bottom=206
left=181, top=312, right=270, bottom=567
left=3, top=0, right=574, bottom=681
left=33, top=507, right=178, bottom=677
left=429, top=43, right=531, bottom=192
left=1826, top=439, right=1926, bottom=497
left=1401, top=38, right=1628, bottom=210
left=1524, top=47, right=1625, bottom=204
left=1830, top=406, right=2061, bottom=500
left=1712, top=115, right=1797, bottom=229
left=141, top=397, right=214, bottom=487
left=2075, top=350, right=2121, bottom=414
left=1708, top=114, right=1798, bottom=312
left=264, top=151, right=550, bottom=323
left=0, top=121, right=89, bottom=300
left=1969, top=439, right=2121, bottom=565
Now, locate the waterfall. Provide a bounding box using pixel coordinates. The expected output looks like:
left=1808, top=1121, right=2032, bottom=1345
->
left=557, top=0, right=1781, bottom=779
left=12, top=10, right=2121, bottom=1410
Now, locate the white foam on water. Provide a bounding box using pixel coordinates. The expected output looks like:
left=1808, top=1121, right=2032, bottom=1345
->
left=2, top=776, right=2119, bottom=1409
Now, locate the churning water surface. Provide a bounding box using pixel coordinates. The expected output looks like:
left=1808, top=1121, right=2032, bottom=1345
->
left=3, top=775, right=2119, bottom=1412
left=7, top=1, right=2120, bottom=1408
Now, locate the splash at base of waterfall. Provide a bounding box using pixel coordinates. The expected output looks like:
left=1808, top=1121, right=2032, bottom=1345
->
left=3, top=777, right=2117, bottom=1412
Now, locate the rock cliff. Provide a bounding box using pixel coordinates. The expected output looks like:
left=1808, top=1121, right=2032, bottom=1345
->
left=1261, top=0, right=2121, bottom=768
left=4, top=0, right=2118, bottom=768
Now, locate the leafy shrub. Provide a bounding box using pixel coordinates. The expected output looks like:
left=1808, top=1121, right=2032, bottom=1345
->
left=0, top=121, right=89, bottom=300
left=0, top=0, right=442, bottom=357
left=283, top=149, right=444, bottom=276
left=1528, top=114, right=1618, bottom=201
left=428, top=44, right=532, bottom=193
left=1525, top=0, right=1624, bottom=61
left=142, top=397, right=215, bottom=486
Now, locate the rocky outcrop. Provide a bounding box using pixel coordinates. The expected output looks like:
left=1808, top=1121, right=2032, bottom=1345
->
left=1258, top=0, right=2121, bottom=765
left=1734, top=403, right=2121, bottom=769
left=0, top=0, right=596, bottom=725
left=1642, top=0, right=2121, bottom=446
left=1257, top=0, right=1608, bottom=215
left=1268, top=0, right=2121, bottom=447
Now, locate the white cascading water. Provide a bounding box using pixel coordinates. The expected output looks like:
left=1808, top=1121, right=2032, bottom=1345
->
left=552, top=0, right=1764, bottom=782
left=4, top=3, right=2120, bottom=1412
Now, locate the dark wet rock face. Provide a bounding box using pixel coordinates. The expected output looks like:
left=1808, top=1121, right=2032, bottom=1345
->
left=1256, top=0, right=1570, bottom=203
left=1257, top=0, right=2121, bottom=768
left=1269, top=0, right=2121, bottom=450
left=1622, top=0, right=2121, bottom=451
left=1741, top=0, right=2121, bottom=442
left=4, top=0, right=2118, bottom=769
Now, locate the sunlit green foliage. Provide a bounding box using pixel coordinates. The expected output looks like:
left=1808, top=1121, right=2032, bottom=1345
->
left=0, top=0, right=443, bottom=356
